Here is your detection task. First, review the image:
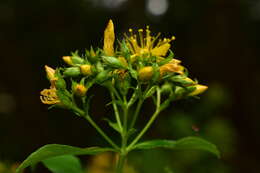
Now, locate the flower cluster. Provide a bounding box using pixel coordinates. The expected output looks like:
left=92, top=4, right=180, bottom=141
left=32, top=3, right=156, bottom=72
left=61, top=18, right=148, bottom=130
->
left=40, top=19, right=207, bottom=110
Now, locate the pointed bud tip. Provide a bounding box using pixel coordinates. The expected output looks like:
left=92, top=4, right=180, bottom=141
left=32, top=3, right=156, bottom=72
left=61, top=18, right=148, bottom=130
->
left=62, top=56, right=73, bottom=66
left=44, top=65, right=56, bottom=80
left=189, top=84, right=208, bottom=96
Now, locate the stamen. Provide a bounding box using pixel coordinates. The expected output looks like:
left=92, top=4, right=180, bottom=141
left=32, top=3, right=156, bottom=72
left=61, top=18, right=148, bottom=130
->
left=138, top=29, right=144, bottom=48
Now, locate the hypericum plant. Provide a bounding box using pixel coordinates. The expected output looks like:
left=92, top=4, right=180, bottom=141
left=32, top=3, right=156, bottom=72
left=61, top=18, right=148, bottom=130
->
left=17, top=20, right=219, bottom=173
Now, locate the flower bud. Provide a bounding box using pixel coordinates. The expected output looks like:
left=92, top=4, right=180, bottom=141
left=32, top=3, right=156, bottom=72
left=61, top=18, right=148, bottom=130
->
left=63, top=55, right=85, bottom=66
left=62, top=56, right=73, bottom=66
left=188, top=84, right=208, bottom=96
left=96, top=70, right=109, bottom=84
left=118, top=56, right=128, bottom=67
left=73, top=84, right=87, bottom=97
left=170, top=76, right=196, bottom=86
left=90, top=47, right=96, bottom=57
left=159, top=59, right=184, bottom=76
left=102, top=56, right=125, bottom=68
left=45, top=65, right=56, bottom=81
left=71, top=55, right=85, bottom=64
left=138, top=66, right=154, bottom=81
left=55, top=76, right=66, bottom=89
left=63, top=67, right=81, bottom=77
left=103, top=19, right=115, bottom=56
left=161, top=83, right=172, bottom=94
left=80, top=65, right=93, bottom=76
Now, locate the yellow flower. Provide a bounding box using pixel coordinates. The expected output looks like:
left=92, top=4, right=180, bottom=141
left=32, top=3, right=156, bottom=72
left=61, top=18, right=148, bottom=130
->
left=40, top=87, right=60, bottom=105
left=103, top=19, right=115, bottom=56
left=188, top=84, right=208, bottom=96
left=159, top=59, right=184, bottom=76
left=124, top=26, right=175, bottom=57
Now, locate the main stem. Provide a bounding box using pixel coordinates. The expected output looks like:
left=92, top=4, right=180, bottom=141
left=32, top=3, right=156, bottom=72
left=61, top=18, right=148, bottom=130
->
left=116, top=96, right=128, bottom=173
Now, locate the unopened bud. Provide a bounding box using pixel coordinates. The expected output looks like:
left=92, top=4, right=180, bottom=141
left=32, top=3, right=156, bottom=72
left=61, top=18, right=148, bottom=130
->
left=63, top=55, right=85, bottom=66
left=118, top=57, right=128, bottom=67
left=188, top=84, right=208, bottom=96
left=63, top=67, right=81, bottom=77
left=73, top=84, right=87, bottom=97
left=71, top=55, right=85, bottom=64
left=90, top=47, right=96, bottom=57
left=102, top=56, right=125, bottom=68
left=45, top=65, right=56, bottom=81
left=161, top=83, right=172, bottom=94
left=138, top=66, right=154, bottom=81
left=80, top=65, right=92, bottom=76
left=62, top=56, right=73, bottom=66
left=96, top=70, right=109, bottom=83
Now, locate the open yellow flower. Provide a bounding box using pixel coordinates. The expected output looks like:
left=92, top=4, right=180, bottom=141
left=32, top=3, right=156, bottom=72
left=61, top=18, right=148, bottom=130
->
left=124, top=26, right=175, bottom=57
left=103, top=19, right=115, bottom=56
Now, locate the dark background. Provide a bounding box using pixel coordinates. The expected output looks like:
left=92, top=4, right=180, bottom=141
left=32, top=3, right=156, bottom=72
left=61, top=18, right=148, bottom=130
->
left=1, top=0, right=260, bottom=172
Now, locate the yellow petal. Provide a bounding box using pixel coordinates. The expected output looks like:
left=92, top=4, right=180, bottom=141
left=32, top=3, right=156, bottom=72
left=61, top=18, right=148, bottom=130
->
left=103, top=19, right=115, bottom=56
left=40, top=88, right=60, bottom=104
left=151, top=43, right=170, bottom=56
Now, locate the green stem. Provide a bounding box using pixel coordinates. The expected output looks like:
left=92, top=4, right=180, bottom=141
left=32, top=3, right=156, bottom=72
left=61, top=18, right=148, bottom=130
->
left=85, top=115, right=120, bottom=150
left=116, top=153, right=127, bottom=173
left=116, top=96, right=129, bottom=173
left=111, top=92, right=123, bottom=132
left=72, top=106, right=119, bottom=150
left=127, top=88, right=161, bottom=151
left=129, top=98, right=143, bottom=129
left=127, top=109, right=160, bottom=151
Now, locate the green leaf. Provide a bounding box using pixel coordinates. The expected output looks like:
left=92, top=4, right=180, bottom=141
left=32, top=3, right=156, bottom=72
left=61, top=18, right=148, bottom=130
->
left=16, top=144, right=114, bottom=173
left=104, top=118, right=122, bottom=133
left=43, top=155, right=83, bottom=173
left=133, top=136, right=220, bottom=158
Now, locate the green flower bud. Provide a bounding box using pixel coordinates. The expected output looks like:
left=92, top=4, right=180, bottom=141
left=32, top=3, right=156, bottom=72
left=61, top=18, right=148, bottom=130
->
left=63, top=67, right=81, bottom=77
left=95, top=70, right=110, bottom=84
left=55, top=77, right=66, bottom=89
left=56, top=89, right=73, bottom=109
left=71, top=55, right=85, bottom=64
left=161, top=83, right=172, bottom=94
left=102, top=56, right=125, bottom=68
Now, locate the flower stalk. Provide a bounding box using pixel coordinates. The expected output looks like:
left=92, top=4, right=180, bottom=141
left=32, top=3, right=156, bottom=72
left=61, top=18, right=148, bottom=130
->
left=39, top=19, right=209, bottom=173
